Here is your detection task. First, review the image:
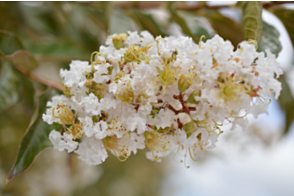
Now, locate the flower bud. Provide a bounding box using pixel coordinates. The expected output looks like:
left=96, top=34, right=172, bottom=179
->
left=187, top=90, right=201, bottom=104
left=112, top=33, right=127, bottom=50
left=86, top=79, right=106, bottom=99
left=178, top=73, right=194, bottom=93
left=182, top=122, right=195, bottom=138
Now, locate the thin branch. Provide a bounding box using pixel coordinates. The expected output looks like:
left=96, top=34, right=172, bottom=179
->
left=14, top=65, right=64, bottom=91
left=112, top=1, right=292, bottom=10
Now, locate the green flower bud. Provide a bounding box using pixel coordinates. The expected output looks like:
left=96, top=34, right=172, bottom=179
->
left=178, top=73, right=194, bottom=93
left=86, top=79, right=106, bottom=99
left=112, top=33, right=127, bottom=50
left=187, top=90, right=201, bottom=104
left=182, top=122, right=195, bottom=138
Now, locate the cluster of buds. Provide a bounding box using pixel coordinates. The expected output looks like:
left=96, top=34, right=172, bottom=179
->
left=43, top=31, right=282, bottom=166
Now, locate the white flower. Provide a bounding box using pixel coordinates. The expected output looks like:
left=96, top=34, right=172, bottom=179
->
left=49, top=130, right=78, bottom=153
left=60, top=61, right=91, bottom=87
left=75, top=137, right=108, bottom=165
left=44, top=31, right=282, bottom=166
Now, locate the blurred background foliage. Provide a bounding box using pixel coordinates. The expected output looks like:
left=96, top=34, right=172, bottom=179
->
left=0, top=1, right=293, bottom=196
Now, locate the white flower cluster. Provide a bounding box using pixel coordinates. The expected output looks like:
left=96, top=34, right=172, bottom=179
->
left=43, top=31, right=282, bottom=166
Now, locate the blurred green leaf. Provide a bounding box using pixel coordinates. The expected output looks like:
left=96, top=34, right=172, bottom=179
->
left=19, top=74, right=35, bottom=115
left=0, top=62, right=20, bottom=112
left=167, top=2, right=199, bottom=43
left=27, top=39, right=89, bottom=59
left=199, top=10, right=244, bottom=47
left=239, top=2, right=263, bottom=42
left=6, top=50, right=38, bottom=72
left=177, top=11, right=212, bottom=40
left=6, top=88, right=61, bottom=182
left=110, top=8, right=137, bottom=34
left=100, top=2, right=112, bottom=31
left=278, top=75, right=294, bottom=135
left=258, top=21, right=282, bottom=56
left=272, top=8, right=294, bottom=47
left=125, top=9, right=166, bottom=37
left=0, top=29, right=24, bottom=55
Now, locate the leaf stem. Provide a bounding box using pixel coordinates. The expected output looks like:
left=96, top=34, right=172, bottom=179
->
left=14, top=65, right=64, bottom=91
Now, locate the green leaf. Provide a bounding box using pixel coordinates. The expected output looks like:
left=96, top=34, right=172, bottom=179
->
left=239, top=2, right=263, bottom=42
left=167, top=2, right=199, bottom=43
left=198, top=10, right=244, bottom=48
left=6, top=50, right=39, bottom=71
left=272, top=8, right=294, bottom=47
left=258, top=21, right=282, bottom=56
left=125, top=9, right=166, bottom=37
left=19, top=74, right=36, bottom=115
left=27, top=39, right=89, bottom=60
left=0, top=62, right=20, bottom=112
left=0, top=29, right=24, bottom=55
left=278, top=75, right=294, bottom=135
left=6, top=88, right=61, bottom=182
left=177, top=11, right=212, bottom=40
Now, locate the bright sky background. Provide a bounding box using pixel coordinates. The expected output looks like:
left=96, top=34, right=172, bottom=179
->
left=161, top=2, right=294, bottom=196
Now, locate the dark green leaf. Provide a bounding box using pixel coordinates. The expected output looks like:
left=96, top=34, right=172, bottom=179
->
left=19, top=74, right=36, bottom=115
left=7, top=50, right=39, bottom=71
left=198, top=10, right=244, bottom=48
left=239, top=2, right=263, bottom=42
left=0, top=62, right=20, bottom=112
left=258, top=21, right=282, bottom=56
left=278, top=75, right=294, bottom=135
left=272, top=8, right=294, bottom=47
left=6, top=88, right=61, bottom=182
left=0, top=29, right=24, bottom=55
left=167, top=2, right=199, bottom=43
left=125, top=9, right=166, bottom=37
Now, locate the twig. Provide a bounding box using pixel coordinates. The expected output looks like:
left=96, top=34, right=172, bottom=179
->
left=112, top=1, right=292, bottom=10
left=14, top=65, right=64, bottom=91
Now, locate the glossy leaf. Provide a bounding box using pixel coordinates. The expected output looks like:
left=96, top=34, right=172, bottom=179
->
left=6, top=88, right=61, bottom=182
left=258, top=21, right=282, bottom=56
left=7, top=50, right=39, bottom=72
left=239, top=2, right=263, bottom=42
left=199, top=10, right=244, bottom=47
left=167, top=2, right=199, bottom=43
left=0, top=29, right=24, bottom=55
left=125, top=9, right=166, bottom=37
left=272, top=8, right=294, bottom=47
left=278, top=75, right=294, bottom=135
left=0, top=62, right=20, bottom=112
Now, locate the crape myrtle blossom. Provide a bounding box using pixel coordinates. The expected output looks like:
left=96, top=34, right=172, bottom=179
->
left=42, top=31, right=282, bottom=166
